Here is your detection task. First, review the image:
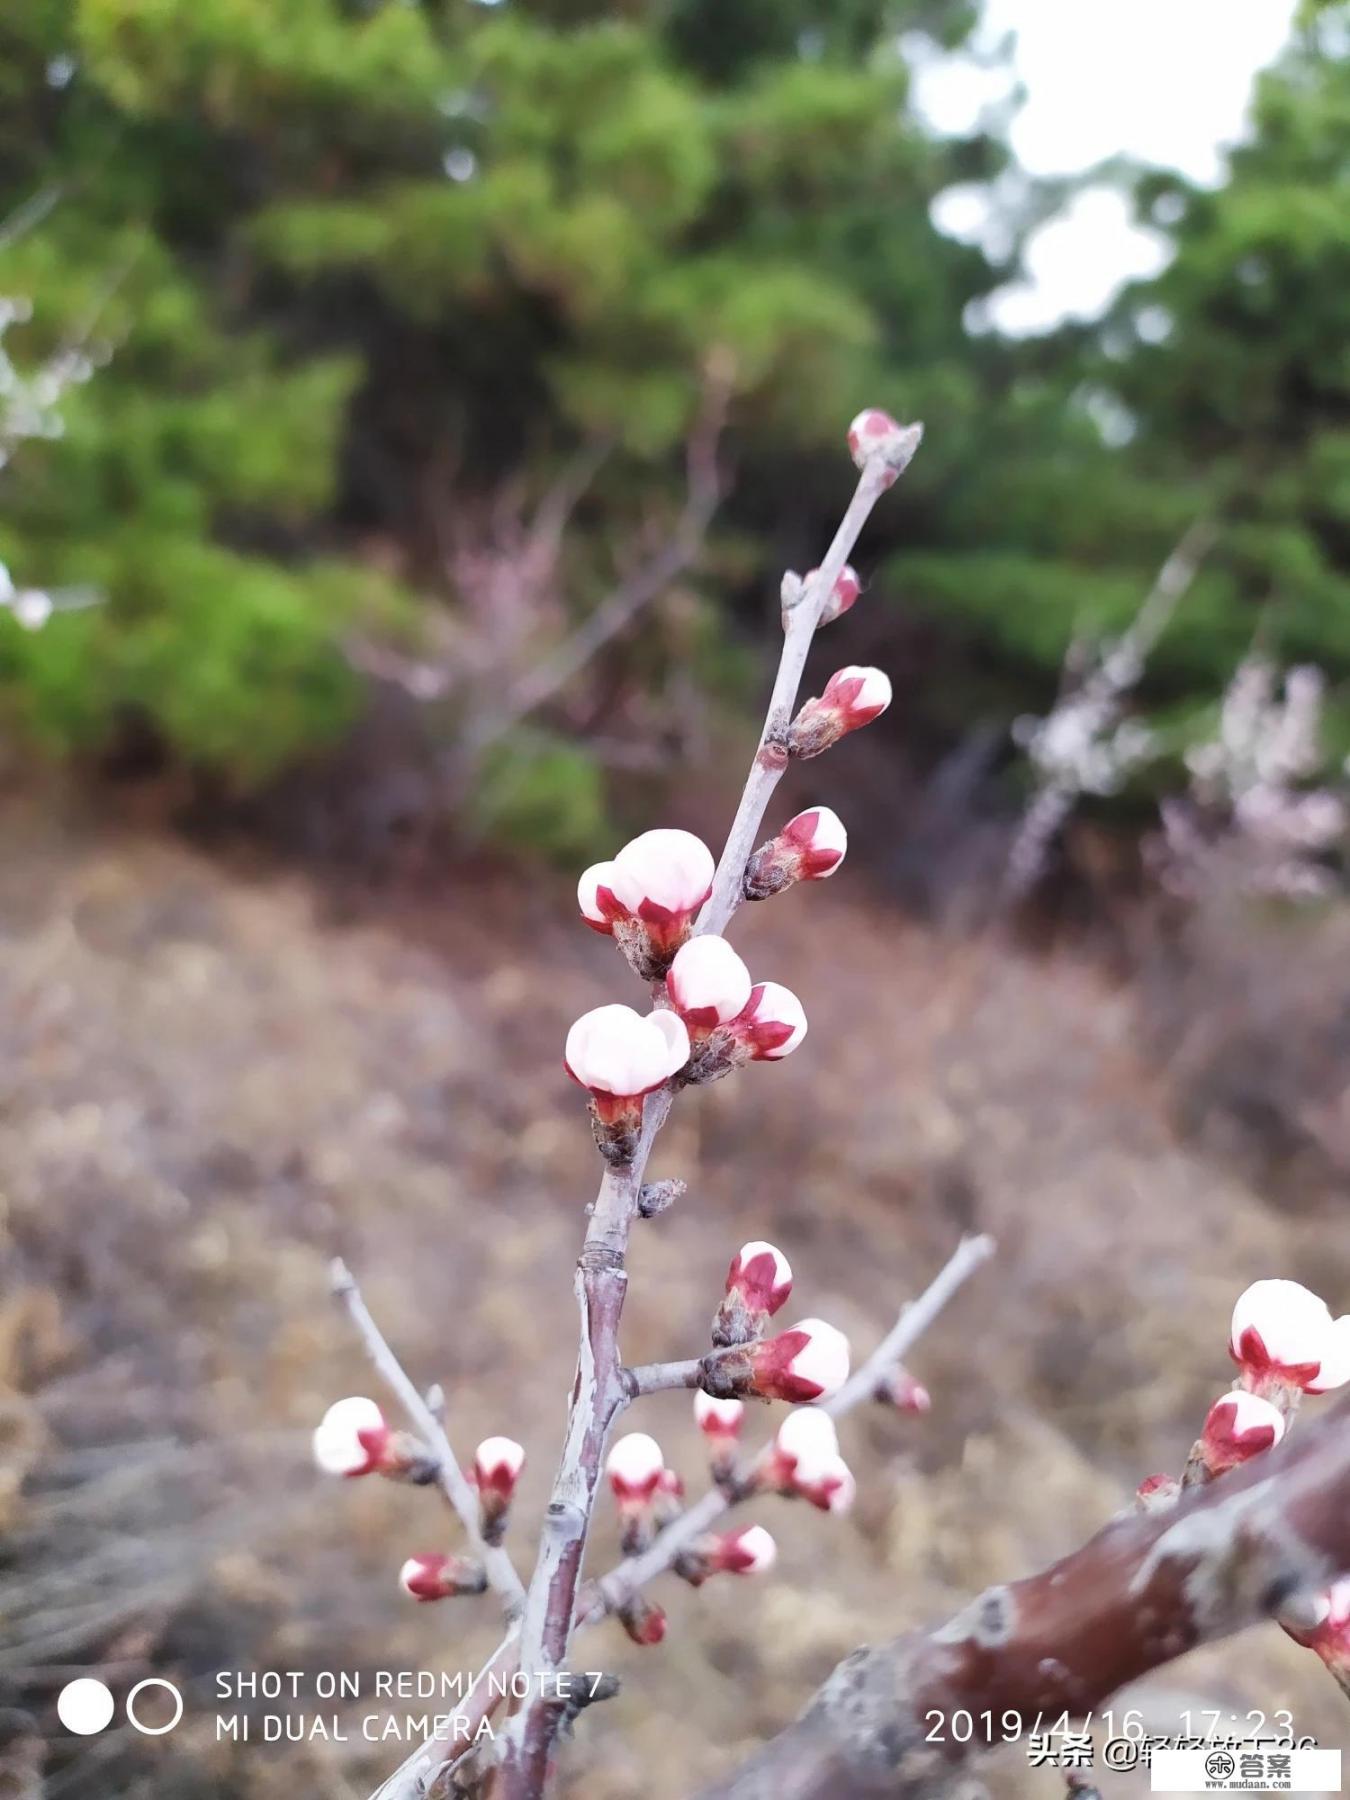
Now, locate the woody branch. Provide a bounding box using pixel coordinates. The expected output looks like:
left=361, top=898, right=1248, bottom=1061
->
left=497, top=412, right=924, bottom=1799
left=699, top=1390, right=1350, bottom=1800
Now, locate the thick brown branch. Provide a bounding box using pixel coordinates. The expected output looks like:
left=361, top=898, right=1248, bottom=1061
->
left=700, top=1391, right=1350, bottom=1800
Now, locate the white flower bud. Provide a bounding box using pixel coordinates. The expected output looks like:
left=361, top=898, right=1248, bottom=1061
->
left=312, top=1396, right=390, bottom=1477
left=730, top=982, right=807, bottom=1061
left=667, top=936, right=752, bottom=1032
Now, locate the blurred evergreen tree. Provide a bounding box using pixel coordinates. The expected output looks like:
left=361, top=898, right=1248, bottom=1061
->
left=0, top=0, right=1009, bottom=831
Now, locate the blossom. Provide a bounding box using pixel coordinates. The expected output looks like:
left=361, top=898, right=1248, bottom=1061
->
left=800, top=1453, right=857, bottom=1513
left=846, top=410, right=924, bottom=484
left=744, top=807, right=848, bottom=901
left=745, top=1319, right=850, bottom=1403
left=565, top=1004, right=689, bottom=1162
left=604, top=827, right=715, bottom=958
left=667, top=936, right=752, bottom=1034
left=398, top=1553, right=488, bottom=1603
left=728, top=983, right=808, bottom=1061
left=312, top=1396, right=392, bottom=1477
left=713, top=1240, right=793, bottom=1347
left=805, top=563, right=861, bottom=626
left=705, top=1524, right=777, bottom=1576
left=474, top=1436, right=525, bottom=1543
left=789, top=667, right=893, bottom=759
left=1230, top=1279, right=1350, bottom=1393
left=1196, top=1391, right=1285, bottom=1477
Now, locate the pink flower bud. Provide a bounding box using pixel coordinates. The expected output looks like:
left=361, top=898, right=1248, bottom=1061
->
left=694, top=1391, right=745, bottom=1439
left=473, top=1436, right=525, bottom=1545
left=713, top=1240, right=794, bottom=1347
left=876, top=1367, right=931, bottom=1414
left=565, top=1004, right=690, bottom=1163
left=617, top=1594, right=667, bottom=1646
left=790, top=667, right=892, bottom=759
left=607, top=1432, right=665, bottom=1505
left=771, top=1407, right=839, bottom=1487
left=707, top=1525, right=777, bottom=1576
left=1198, top=1391, right=1285, bottom=1477
left=846, top=409, right=924, bottom=484
left=746, top=1318, right=850, bottom=1403
left=1230, top=1279, right=1339, bottom=1392
left=1135, top=1472, right=1181, bottom=1513
left=797, top=1452, right=856, bottom=1514
left=399, top=1553, right=489, bottom=1602
left=667, top=936, right=753, bottom=1034
left=805, top=564, right=861, bottom=626
left=312, top=1396, right=391, bottom=1477
left=607, top=829, right=715, bottom=959
left=474, top=1436, right=525, bottom=1497
left=728, top=982, right=808, bottom=1061
left=694, top=1392, right=743, bottom=1477
left=1285, top=1578, right=1350, bottom=1670
left=578, top=861, right=627, bottom=934
left=744, top=807, right=847, bottom=901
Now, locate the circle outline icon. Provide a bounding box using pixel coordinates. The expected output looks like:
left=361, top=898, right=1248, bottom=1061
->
left=126, top=1677, right=184, bottom=1736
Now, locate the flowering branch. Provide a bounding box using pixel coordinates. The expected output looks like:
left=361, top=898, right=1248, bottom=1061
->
left=330, top=1260, right=526, bottom=1615
left=496, top=417, right=921, bottom=1794
left=1001, top=519, right=1213, bottom=907
left=584, top=1233, right=991, bottom=1628
left=699, top=1389, right=1350, bottom=1800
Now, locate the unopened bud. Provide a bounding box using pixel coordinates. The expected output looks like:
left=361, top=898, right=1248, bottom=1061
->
left=705, top=1318, right=850, bottom=1405
left=727, top=982, right=807, bottom=1062
left=1187, top=1390, right=1285, bottom=1484
left=616, top=1593, right=667, bottom=1646
left=607, top=1432, right=666, bottom=1553
left=399, top=1553, right=489, bottom=1602
left=667, top=936, right=753, bottom=1035
left=744, top=807, right=847, bottom=901
left=1134, top=1473, right=1181, bottom=1514
left=1229, top=1278, right=1348, bottom=1395
left=565, top=1004, right=690, bottom=1165
left=312, top=1397, right=434, bottom=1483
left=712, top=1241, right=793, bottom=1347
left=589, top=829, right=715, bottom=975
left=789, top=666, right=892, bottom=759
left=679, top=1524, right=778, bottom=1586
left=875, top=1367, right=931, bottom=1414
left=806, top=563, right=862, bottom=626
left=846, top=409, right=924, bottom=484
left=473, top=1436, right=525, bottom=1544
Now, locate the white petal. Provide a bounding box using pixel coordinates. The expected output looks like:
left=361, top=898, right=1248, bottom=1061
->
left=1307, top=1315, right=1350, bottom=1393
left=734, top=1240, right=792, bottom=1291
left=736, top=1525, right=777, bottom=1573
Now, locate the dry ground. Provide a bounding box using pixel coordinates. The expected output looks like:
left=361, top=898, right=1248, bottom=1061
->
left=1, top=789, right=1347, bottom=1799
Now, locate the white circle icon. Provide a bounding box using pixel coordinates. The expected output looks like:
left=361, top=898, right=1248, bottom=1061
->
left=57, top=1678, right=115, bottom=1736
left=126, top=1678, right=184, bottom=1736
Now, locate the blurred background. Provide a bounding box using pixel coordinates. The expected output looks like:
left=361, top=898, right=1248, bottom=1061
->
left=2, top=0, right=1349, bottom=1794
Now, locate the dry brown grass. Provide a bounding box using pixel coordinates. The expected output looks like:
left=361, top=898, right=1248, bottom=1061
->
left=1, top=791, right=1347, bottom=1798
